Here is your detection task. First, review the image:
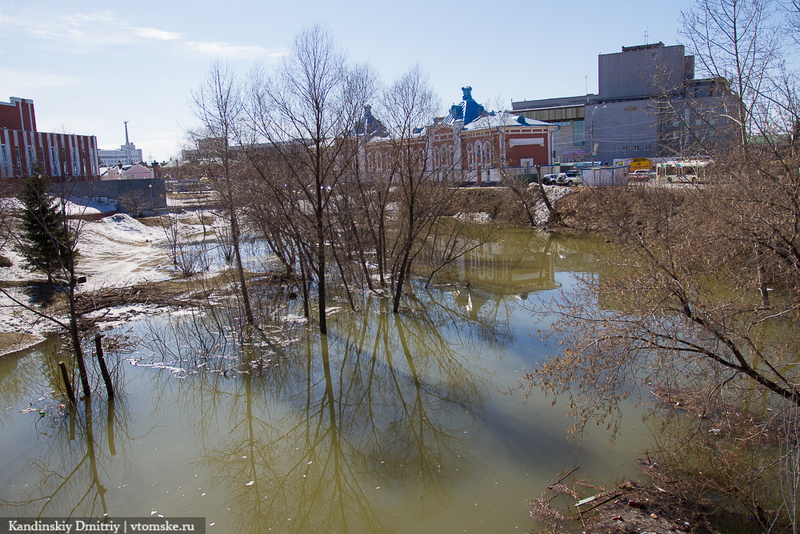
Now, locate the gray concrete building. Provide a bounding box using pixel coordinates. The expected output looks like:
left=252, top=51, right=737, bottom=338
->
left=512, top=43, right=736, bottom=167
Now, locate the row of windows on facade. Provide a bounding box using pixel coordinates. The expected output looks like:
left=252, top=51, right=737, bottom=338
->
left=620, top=144, right=652, bottom=151
left=551, top=109, right=729, bottom=149
left=0, top=143, right=96, bottom=177
left=671, top=117, right=729, bottom=127
left=365, top=141, right=495, bottom=172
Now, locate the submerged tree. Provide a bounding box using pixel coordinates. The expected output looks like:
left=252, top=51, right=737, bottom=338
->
left=247, top=25, right=371, bottom=333
left=378, top=67, right=439, bottom=313
left=372, top=67, right=481, bottom=313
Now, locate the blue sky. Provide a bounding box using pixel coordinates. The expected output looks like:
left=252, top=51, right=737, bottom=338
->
left=0, top=0, right=695, bottom=162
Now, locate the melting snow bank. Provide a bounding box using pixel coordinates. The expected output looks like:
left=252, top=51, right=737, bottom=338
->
left=0, top=211, right=186, bottom=351
left=452, top=185, right=575, bottom=226
left=454, top=212, right=491, bottom=223
left=75, top=213, right=171, bottom=292
left=532, top=185, right=575, bottom=226
left=83, top=303, right=178, bottom=331
left=90, top=212, right=166, bottom=244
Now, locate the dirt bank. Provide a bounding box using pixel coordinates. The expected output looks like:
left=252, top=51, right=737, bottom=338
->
left=0, top=332, right=46, bottom=356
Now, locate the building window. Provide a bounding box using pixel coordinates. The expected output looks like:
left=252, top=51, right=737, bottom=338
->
left=645, top=144, right=652, bottom=150
left=27, top=146, right=35, bottom=175
left=622, top=145, right=629, bottom=151
left=573, top=120, right=585, bottom=146
left=633, top=145, right=640, bottom=151
left=50, top=146, right=60, bottom=176
left=0, top=144, right=9, bottom=176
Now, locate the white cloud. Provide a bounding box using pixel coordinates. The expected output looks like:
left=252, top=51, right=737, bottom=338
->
left=134, top=27, right=183, bottom=41
left=184, top=41, right=289, bottom=60
left=1, top=8, right=283, bottom=62
left=1, top=9, right=181, bottom=48
left=26, top=12, right=118, bottom=46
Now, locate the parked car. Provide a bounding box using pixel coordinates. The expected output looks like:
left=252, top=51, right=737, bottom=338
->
left=542, top=174, right=559, bottom=185
left=629, top=169, right=656, bottom=181
left=556, top=172, right=583, bottom=186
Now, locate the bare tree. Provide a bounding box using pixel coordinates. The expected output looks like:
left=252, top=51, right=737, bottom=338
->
left=189, top=61, right=254, bottom=325
left=117, top=190, right=149, bottom=218
left=679, top=0, right=784, bottom=149
left=247, top=25, right=369, bottom=333
left=374, top=66, right=457, bottom=313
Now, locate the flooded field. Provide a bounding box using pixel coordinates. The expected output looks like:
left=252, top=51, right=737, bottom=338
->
left=0, top=229, right=652, bottom=533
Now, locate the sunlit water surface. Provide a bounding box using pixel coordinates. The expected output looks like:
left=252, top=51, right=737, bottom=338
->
left=0, top=230, right=652, bottom=533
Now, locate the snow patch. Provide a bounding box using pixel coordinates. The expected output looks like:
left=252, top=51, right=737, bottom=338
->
left=454, top=212, right=491, bottom=223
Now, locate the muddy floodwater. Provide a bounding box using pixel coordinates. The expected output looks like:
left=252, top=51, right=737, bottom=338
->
left=0, top=229, right=652, bottom=533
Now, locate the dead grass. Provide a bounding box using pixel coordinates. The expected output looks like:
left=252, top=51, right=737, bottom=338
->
left=530, top=477, right=711, bottom=533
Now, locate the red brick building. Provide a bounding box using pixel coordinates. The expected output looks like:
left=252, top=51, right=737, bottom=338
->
left=362, top=87, right=556, bottom=185
left=0, top=97, right=100, bottom=180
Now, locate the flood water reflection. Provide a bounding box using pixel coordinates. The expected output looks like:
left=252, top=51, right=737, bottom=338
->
left=0, top=229, right=649, bottom=533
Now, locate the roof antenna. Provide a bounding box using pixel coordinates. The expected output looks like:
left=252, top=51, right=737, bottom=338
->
left=644, top=27, right=649, bottom=45
left=585, top=75, right=589, bottom=103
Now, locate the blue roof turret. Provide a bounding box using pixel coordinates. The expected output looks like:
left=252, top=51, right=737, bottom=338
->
left=461, top=86, right=485, bottom=125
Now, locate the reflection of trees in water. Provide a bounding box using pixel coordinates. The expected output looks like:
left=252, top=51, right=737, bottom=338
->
left=0, top=395, right=132, bottom=519
left=0, top=226, right=571, bottom=527
left=0, top=338, right=136, bottom=518
left=2, top=223, right=588, bottom=530
left=0, top=337, right=62, bottom=424
left=149, top=292, right=495, bottom=532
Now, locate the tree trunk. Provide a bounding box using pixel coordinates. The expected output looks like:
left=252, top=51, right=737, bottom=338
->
left=68, top=279, right=90, bottom=397
left=229, top=207, right=253, bottom=324
left=536, top=165, right=560, bottom=226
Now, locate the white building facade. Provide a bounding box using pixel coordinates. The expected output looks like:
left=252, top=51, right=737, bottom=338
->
left=98, top=121, right=144, bottom=166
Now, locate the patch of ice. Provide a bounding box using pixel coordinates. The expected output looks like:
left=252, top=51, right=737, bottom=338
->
left=129, top=360, right=188, bottom=377
left=84, top=304, right=174, bottom=330
left=170, top=309, right=205, bottom=318
left=282, top=314, right=308, bottom=324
